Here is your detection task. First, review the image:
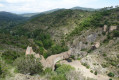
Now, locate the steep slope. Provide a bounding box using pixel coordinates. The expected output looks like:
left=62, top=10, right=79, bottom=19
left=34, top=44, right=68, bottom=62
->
left=14, top=9, right=93, bottom=43
left=65, top=7, right=119, bottom=80
left=0, top=7, right=119, bottom=80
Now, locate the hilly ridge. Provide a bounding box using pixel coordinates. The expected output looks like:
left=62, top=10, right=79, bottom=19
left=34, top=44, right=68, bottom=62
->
left=0, top=7, right=119, bottom=80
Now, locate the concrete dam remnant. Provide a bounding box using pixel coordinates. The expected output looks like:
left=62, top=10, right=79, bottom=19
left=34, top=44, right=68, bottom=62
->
left=25, top=46, right=71, bottom=70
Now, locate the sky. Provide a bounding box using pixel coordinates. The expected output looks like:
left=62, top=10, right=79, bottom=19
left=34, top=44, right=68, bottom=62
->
left=0, top=0, right=119, bottom=14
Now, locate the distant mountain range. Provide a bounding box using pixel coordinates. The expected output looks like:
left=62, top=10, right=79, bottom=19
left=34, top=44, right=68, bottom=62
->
left=0, top=11, right=27, bottom=29
left=20, top=8, right=64, bottom=17
left=71, top=6, right=96, bottom=11
left=19, top=7, right=96, bottom=17
left=0, top=6, right=97, bottom=28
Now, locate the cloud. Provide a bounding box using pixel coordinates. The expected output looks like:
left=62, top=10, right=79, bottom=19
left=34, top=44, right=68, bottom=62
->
left=0, top=3, right=4, bottom=7
left=0, top=0, right=118, bottom=13
left=5, top=0, right=34, bottom=3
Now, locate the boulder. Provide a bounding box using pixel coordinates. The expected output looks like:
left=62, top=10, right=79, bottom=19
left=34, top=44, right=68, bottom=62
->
left=92, top=42, right=100, bottom=49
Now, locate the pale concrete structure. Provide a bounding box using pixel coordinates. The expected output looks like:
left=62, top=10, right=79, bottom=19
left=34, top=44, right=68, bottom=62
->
left=26, top=46, right=71, bottom=70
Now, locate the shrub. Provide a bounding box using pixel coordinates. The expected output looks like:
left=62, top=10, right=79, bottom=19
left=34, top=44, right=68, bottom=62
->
left=102, top=53, right=107, bottom=57
left=90, top=70, right=93, bottom=73
left=50, top=45, right=68, bottom=55
left=14, top=55, right=43, bottom=75
left=1, top=50, right=24, bottom=64
left=108, top=72, right=115, bottom=77
left=113, top=31, right=119, bottom=37
left=94, top=71, right=97, bottom=75
left=56, top=64, right=74, bottom=74
left=87, top=49, right=92, bottom=53
left=82, top=63, right=90, bottom=69
left=70, top=55, right=75, bottom=60
left=0, top=61, right=9, bottom=78
left=0, top=64, right=2, bottom=75
left=51, top=74, right=66, bottom=80
left=43, top=68, right=52, bottom=74
left=101, top=63, right=108, bottom=68
left=77, top=57, right=81, bottom=60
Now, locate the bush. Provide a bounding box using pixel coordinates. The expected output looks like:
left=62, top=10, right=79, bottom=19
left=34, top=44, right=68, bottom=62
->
left=56, top=64, right=74, bottom=74
left=82, top=63, right=90, bottom=69
left=0, top=61, right=9, bottom=78
left=51, top=74, right=66, bottom=80
left=94, top=71, right=97, bottom=75
left=108, top=72, right=115, bottom=77
left=48, top=44, right=68, bottom=55
left=0, top=64, right=2, bottom=75
left=1, top=50, right=24, bottom=64
left=43, top=68, right=52, bottom=74
left=90, top=70, right=93, bottom=73
left=113, top=31, right=119, bottom=37
left=14, top=55, right=43, bottom=75
left=101, top=63, right=108, bottom=68
left=102, top=53, right=107, bottom=57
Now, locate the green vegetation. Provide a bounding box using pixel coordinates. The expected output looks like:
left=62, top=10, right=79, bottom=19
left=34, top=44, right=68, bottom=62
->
left=113, top=30, right=119, bottom=37
left=102, top=53, right=107, bottom=57
left=101, top=63, right=109, bottom=68
left=94, top=71, right=97, bottom=75
left=68, top=8, right=119, bottom=39
left=0, top=61, right=10, bottom=78
left=14, top=55, right=43, bottom=75
left=56, top=64, right=75, bottom=74
left=42, top=64, right=74, bottom=80
left=108, top=72, right=115, bottom=77
left=82, top=63, right=90, bottom=69
left=43, top=68, right=52, bottom=74
left=50, top=74, right=66, bottom=80
left=1, top=50, right=24, bottom=64
left=0, top=7, right=119, bottom=79
left=90, top=70, right=93, bottom=73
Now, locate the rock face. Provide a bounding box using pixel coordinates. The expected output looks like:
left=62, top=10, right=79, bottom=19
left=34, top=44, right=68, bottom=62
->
left=26, top=46, right=35, bottom=55
left=110, top=26, right=117, bottom=32
left=86, top=34, right=97, bottom=43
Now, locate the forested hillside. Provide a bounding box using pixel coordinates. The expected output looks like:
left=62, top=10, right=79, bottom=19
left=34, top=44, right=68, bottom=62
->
left=0, top=7, right=119, bottom=80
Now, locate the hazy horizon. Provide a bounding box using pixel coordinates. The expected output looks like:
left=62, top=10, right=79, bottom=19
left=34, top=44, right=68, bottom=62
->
left=0, top=0, right=119, bottom=14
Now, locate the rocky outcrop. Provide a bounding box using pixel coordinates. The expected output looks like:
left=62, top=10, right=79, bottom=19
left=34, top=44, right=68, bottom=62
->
left=86, top=34, right=97, bottom=43
left=103, top=25, right=118, bottom=32
left=109, top=26, right=117, bottom=32
left=26, top=46, right=35, bottom=55
left=103, top=25, right=108, bottom=32
left=92, top=42, right=100, bottom=49
left=26, top=46, right=71, bottom=70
